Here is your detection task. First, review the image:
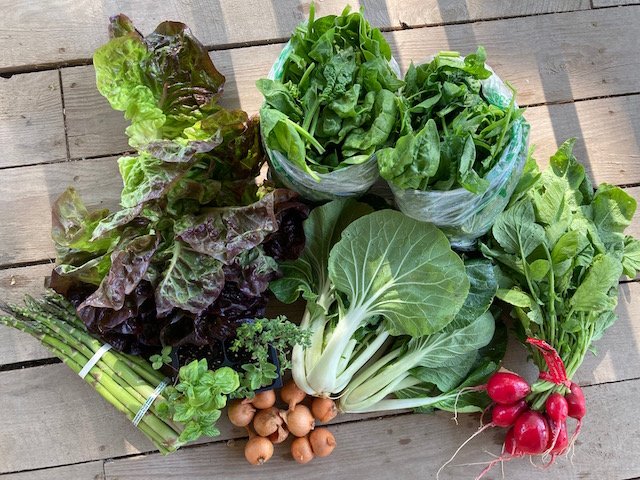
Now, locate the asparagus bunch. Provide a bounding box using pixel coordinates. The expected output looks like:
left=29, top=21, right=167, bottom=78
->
left=0, top=292, right=182, bottom=454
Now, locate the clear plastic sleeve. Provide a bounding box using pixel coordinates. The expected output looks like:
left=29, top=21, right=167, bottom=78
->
left=390, top=58, right=530, bottom=249
left=263, top=40, right=401, bottom=202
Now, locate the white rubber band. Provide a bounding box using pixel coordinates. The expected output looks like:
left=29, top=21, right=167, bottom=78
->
left=133, top=378, right=169, bottom=427
left=78, top=343, right=112, bottom=379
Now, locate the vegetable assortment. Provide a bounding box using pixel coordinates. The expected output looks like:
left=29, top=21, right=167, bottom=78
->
left=1, top=4, right=638, bottom=477
left=259, top=4, right=403, bottom=177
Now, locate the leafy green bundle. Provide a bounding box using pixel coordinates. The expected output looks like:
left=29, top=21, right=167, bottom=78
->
left=271, top=200, right=501, bottom=404
left=482, top=139, right=640, bottom=408
left=378, top=48, right=523, bottom=194
left=258, top=5, right=403, bottom=178
left=50, top=15, right=309, bottom=357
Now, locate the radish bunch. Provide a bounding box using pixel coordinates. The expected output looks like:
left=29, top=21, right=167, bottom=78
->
left=487, top=372, right=584, bottom=459
left=440, top=368, right=586, bottom=479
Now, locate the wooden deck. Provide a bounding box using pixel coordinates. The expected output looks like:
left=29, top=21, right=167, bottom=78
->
left=1, top=1, right=639, bottom=478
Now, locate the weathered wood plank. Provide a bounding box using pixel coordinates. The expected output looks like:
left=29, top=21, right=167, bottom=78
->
left=0, top=364, right=156, bottom=474
left=2, top=136, right=639, bottom=271
left=0, top=264, right=55, bottom=365
left=61, top=66, right=129, bottom=159
left=0, top=0, right=589, bottom=72
left=61, top=7, right=640, bottom=160
left=1, top=462, right=104, bottom=480
left=594, top=0, right=639, bottom=6
left=387, top=6, right=640, bottom=107
left=0, top=71, right=66, bottom=167
left=527, top=95, right=640, bottom=185
left=0, top=360, right=392, bottom=473
left=1, top=279, right=639, bottom=471
left=0, top=157, right=121, bottom=267
left=102, top=379, right=640, bottom=479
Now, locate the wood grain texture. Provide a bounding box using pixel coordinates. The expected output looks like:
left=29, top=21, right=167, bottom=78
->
left=593, top=0, right=639, bottom=6
left=0, top=71, right=66, bottom=167
left=60, top=7, right=640, bottom=161
left=527, top=95, right=640, bottom=185
left=0, top=364, right=158, bottom=474
left=0, top=360, right=392, bottom=472
left=61, top=66, right=130, bottom=159
left=0, top=0, right=589, bottom=72
left=0, top=157, right=121, bottom=267
left=2, top=95, right=640, bottom=267
left=1, top=462, right=104, bottom=480
left=0, top=264, right=56, bottom=365
left=102, top=379, right=640, bottom=480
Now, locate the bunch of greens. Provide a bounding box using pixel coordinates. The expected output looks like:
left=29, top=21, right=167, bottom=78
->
left=156, top=359, right=239, bottom=444
left=481, top=139, right=640, bottom=409
left=338, top=259, right=504, bottom=414
left=258, top=4, right=404, bottom=178
left=50, top=15, right=309, bottom=358
left=271, top=199, right=492, bottom=398
left=229, top=316, right=311, bottom=398
left=378, top=48, right=523, bottom=193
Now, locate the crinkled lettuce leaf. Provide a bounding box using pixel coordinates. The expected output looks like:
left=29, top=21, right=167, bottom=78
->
left=52, top=17, right=309, bottom=356
left=94, top=14, right=224, bottom=148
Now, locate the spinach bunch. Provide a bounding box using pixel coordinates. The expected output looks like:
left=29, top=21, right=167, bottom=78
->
left=258, top=5, right=403, bottom=178
left=378, top=48, right=523, bottom=193
left=481, top=139, right=640, bottom=408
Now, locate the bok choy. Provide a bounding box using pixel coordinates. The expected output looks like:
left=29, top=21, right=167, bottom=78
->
left=339, top=259, right=500, bottom=413
left=270, top=200, right=470, bottom=396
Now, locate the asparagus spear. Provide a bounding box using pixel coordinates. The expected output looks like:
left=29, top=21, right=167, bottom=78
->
left=0, top=294, right=182, bottom=453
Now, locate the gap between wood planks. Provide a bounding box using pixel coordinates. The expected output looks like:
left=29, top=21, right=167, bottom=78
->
left=0, top=3, right=634, bottom=78
left=57, top=70, right=71, bottom=162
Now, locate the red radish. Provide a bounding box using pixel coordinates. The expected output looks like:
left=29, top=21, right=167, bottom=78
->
left=566, top=382, right=586, bottom=419
left=487, top=372, right=531, bottom=405
left=513, top=410, right=550, bottom=454
left=473, top=428, right=523, bottom=480
left=492, top=400, right=528, bottom=428
left=549, top=421, right=568, bottom=455
left=565, top=382, right=586, bottom=452
left=503, top=427, right=523, bottom=456
left=544, top=393, right=569, bottom=453
left=545, top=393, right=568, bottom=423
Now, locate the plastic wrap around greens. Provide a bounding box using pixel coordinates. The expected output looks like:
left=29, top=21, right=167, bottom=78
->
left=258, top=5, right=403, bottom=200
left=378, top=49, right=529, bottom=249
left=50, top=15, right=309, bottom=356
